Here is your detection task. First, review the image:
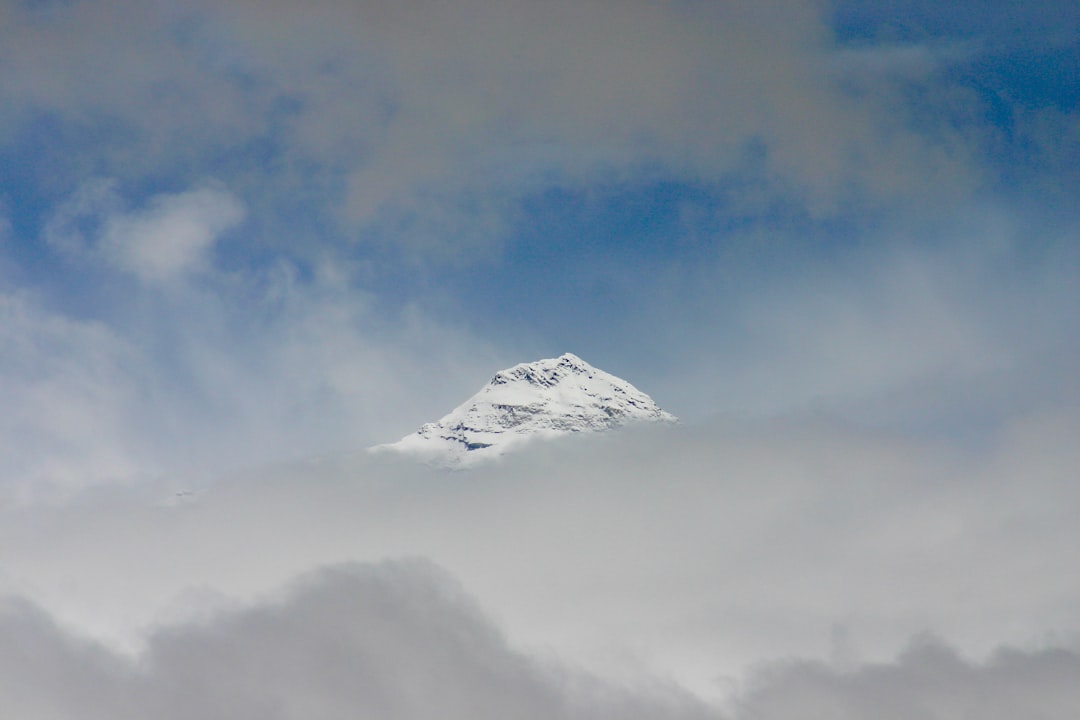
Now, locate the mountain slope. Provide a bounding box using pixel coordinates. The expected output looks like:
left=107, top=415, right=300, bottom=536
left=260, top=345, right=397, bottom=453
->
left=374, top=353, right=676, bottom=467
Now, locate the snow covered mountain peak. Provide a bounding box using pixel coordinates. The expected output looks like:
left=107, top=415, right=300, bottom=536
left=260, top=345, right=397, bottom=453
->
left=374, top=353, right=676, bottom=467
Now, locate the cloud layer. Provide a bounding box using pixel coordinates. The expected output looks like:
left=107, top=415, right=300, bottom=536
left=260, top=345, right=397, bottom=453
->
left=0, top=560, right=714, bottom=720
left=2, top=414, right=1077, bottom=704
left=3, top=557, right=1079, bottom=719
left=736, top=639, right=1080, bottom=719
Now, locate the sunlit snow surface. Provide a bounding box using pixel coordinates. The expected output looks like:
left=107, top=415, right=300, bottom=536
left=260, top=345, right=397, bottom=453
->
left=373, top=353, right=677, bottom=467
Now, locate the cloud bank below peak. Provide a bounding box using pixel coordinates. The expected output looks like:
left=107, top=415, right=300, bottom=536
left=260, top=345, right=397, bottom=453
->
left=1, top=558, right=1078, bottom=720
left=3, top=411, right=1078, bottom=697
left=0, top=560, right=715, bottom=720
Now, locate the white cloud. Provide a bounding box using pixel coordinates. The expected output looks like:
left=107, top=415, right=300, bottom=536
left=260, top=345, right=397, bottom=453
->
left=831, top=41, right=980, bottom=82
left=642, top=217, right=1080, bottom=432
left=101, top=184, right=245, bottom=282
left=0, top=291, right=148, bottom=501
left=3, top=190, right=506, bottom=496
left=44, top=180, right=244, bottom=283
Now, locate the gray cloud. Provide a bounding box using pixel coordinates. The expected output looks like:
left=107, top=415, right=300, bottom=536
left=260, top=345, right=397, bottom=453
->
left=0, top=560, right=715, bottom=720
left=0, top=0, right=989, bottom=255
left=3, top=410, right=1077, bottom=698
left=736, top=638, right=1080, bottom=719
left=2, top=558, right=1078, bottom=718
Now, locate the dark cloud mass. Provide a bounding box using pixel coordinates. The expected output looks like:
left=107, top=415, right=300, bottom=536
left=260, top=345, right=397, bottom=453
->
left=737, top=639, right=1080, bottom=719
left=0, top=561, right=715, bottom=720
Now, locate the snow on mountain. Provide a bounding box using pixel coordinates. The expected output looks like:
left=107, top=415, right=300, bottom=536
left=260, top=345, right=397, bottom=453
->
left=373, top=353, right=677, bottom=468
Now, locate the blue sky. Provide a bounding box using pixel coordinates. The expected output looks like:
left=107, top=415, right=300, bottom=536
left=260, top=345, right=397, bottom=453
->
left=1, top=0, right=1078, bottom=493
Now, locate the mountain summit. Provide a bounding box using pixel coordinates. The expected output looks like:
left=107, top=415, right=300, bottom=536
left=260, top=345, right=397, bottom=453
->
left=374, top=353, right=676, bottom=467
